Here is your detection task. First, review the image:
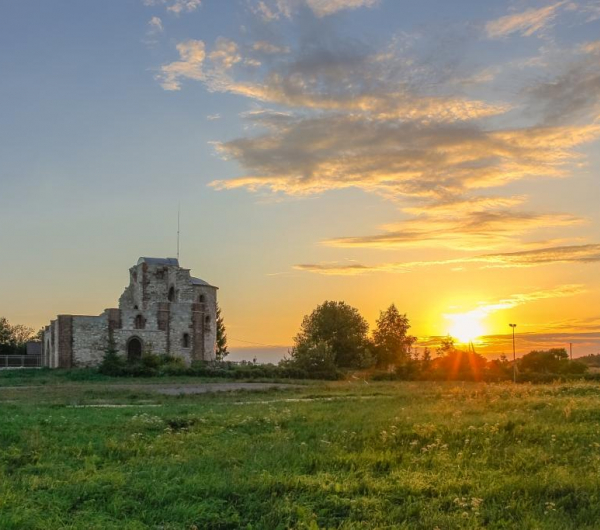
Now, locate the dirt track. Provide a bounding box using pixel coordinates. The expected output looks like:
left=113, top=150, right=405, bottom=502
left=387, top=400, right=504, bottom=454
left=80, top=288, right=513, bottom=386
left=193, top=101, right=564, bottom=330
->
left=0, top=382, right=300, bottom=395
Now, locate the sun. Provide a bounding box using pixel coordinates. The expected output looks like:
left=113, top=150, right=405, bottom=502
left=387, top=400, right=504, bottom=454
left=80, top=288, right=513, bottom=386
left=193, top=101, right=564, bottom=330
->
left=447, top=312, right=485, bottom=343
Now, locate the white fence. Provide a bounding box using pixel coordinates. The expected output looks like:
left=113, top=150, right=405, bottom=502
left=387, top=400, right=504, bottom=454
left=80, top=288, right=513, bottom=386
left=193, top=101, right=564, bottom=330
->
left=0, top=355, right=42, bottom=369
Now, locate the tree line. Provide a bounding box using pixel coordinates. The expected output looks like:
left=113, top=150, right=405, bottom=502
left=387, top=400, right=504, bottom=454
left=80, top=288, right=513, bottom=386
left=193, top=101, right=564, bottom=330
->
left=282, top=301, right=592, bottom=382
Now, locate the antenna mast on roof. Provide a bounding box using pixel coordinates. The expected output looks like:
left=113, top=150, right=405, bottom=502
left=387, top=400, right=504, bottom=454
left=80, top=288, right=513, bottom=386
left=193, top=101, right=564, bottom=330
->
left=177, top=203, right=181, bottom=262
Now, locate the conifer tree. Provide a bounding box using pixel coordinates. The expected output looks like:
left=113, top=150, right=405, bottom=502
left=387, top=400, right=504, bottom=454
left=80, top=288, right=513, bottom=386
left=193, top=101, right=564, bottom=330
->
left=215, top=304, right=229, bottom=360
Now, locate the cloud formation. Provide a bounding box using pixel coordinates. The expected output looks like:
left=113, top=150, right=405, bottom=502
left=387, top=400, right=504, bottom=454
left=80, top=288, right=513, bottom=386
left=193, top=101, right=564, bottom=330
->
left=157, top=39, right=205, bottom=90
left=148, top=16, right=163, bottom=33
left=155, top=4, right=600, bottom=256
left=525, top=39, right=600, bottom=124
left=486, top=1, right=567, bottom=39
left=444, top=284, right=586, bottom=323
left=328, top=211, right=582, bottom=250
left=143, top=0, right=202, bottom=15
left=252, top=0, right=378, bottom=20
left=295, top=244, right=600, bottom=275
left=210, top=117, right=598, bottom=198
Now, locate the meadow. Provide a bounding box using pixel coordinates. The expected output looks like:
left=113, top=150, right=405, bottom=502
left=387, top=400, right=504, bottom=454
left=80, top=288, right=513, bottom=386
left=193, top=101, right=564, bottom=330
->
left=2, top=374, right=600, bottom=529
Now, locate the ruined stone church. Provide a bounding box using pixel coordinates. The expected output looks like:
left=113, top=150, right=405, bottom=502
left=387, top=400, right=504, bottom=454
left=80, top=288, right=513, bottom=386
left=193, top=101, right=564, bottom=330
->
left=42, top=257, right=218, bottom=368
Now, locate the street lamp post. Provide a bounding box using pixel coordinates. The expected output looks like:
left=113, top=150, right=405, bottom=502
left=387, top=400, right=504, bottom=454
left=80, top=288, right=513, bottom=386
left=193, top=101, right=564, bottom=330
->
left=509, top=323, right=517, bottom=383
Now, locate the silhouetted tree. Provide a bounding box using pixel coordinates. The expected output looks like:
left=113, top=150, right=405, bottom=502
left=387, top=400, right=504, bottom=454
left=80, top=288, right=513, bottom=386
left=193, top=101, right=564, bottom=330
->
left=215, top=304, right=229, bottom=360
left=430, top=348, right=488, bottom=381
left=519, top=348, right=587, bottom=375
left=0, top=317, right=34, bottom=355
left=436, top=335, right=455, bottom=356
left=372, top=304, right=416, bottom=367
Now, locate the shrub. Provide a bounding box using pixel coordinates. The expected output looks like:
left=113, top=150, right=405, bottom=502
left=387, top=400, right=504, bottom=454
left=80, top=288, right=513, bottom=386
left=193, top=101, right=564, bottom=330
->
left=98, top=341, right=126, bottom=376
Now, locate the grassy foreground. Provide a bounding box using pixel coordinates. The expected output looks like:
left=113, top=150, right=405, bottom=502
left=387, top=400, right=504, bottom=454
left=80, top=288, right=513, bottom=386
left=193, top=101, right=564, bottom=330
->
left=2, top=379, right=600, bottom=529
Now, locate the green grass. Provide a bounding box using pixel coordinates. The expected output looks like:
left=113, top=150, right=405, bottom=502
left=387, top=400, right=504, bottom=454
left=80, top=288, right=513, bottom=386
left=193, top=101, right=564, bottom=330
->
left=0, top=368, right=312, bottom=388
left=2, top=379, right=600, bottom=529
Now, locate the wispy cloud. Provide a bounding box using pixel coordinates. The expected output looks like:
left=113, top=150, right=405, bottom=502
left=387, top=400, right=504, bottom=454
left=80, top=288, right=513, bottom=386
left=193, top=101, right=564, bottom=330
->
left=327, top=211, right=582, bottom=250
left=143, top=0, right=202, bottom=15
left=155, top=8, right=600, bottom=253
left=251, top=0, right=378, bottom=20
left=147, top=16, right=164, bottom=34
left=525, top=39, right=600, bottom=124
left=210, top=117, right=599, bottom=198
left=295, top=243, right=600, bottom=275
left=252, top=41, right=290, bottom=54
left=444, top=284, right=586, bottom=321
left=157, top=39, right=205, bottom=90
left=485, top=1, right=567, bottom=39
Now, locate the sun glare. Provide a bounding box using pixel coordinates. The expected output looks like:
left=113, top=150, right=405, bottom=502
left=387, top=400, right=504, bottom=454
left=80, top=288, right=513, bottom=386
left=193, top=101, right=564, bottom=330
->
left=447, top=312, right=485, bottom=343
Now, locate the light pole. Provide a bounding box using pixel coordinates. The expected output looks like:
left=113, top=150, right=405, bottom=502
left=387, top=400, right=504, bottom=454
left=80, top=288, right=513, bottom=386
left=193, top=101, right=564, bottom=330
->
left=509, top=323, right=517, bottom=383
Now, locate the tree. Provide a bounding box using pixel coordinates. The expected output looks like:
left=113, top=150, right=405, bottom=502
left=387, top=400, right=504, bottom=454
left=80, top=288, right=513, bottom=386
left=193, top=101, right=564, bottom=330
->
left=98, top=336, right=126, bottom=376
left=283, top=341, right=337, bottom=374
left=215, top=304, right=229, bottom=360
left=372, top=304, right=416, bottom=367
left=436, top=336, right=455, bottom=356
left=0, top=317, right=34, bottom=355
left=291, top=301, right=371, bottom=369
left=518, top=348, right=587, bottom=375
left=0, top=317, right=13, bottom=355
left=10, top=324, right=35, bottom=346
left=430, top=348, right=488, bottom=381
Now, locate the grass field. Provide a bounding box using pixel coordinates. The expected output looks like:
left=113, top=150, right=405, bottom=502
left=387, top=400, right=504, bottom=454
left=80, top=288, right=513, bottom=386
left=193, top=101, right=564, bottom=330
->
left=2, top=374, right=600, bottom=529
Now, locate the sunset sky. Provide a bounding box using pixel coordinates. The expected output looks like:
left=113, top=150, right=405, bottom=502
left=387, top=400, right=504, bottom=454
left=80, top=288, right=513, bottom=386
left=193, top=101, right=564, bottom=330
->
left=1, top=0, right=599, bottom=360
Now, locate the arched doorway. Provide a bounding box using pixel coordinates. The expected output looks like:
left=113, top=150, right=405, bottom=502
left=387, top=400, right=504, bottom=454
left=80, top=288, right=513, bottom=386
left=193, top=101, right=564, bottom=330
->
left=127, top=337, right=142, bottom=362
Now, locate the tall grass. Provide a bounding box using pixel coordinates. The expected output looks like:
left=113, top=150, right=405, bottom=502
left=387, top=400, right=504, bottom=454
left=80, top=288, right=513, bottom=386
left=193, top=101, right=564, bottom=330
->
left=1, top=381, right=600, bottom=528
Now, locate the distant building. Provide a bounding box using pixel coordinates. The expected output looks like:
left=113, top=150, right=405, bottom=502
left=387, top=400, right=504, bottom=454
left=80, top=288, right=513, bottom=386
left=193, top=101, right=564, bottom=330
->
left=42, top=257, right=218, bottom=368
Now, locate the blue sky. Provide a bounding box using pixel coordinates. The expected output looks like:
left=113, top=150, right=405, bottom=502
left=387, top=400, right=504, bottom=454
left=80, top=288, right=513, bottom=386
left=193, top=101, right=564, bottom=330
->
left=1, top=0, right=599, bottom=359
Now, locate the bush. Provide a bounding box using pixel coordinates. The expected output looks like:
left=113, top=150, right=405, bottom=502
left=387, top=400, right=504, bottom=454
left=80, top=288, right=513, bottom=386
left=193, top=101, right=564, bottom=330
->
left=98, top=346, right=126, bottom=376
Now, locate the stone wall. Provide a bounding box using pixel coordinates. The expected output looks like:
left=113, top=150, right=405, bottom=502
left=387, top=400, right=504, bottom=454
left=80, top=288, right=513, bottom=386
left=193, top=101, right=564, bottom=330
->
left=72, top=315, right=109, bottom=367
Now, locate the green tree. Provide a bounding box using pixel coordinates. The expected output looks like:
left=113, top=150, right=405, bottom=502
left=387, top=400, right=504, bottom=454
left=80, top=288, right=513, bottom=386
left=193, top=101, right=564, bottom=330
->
left=215, top=304, right=229, bottom=360
left=98, top=337, right=126, bottom=376
left=372, top=304, right=416, bottom=367
left=283, top=341, right=338, bottom=374
left=291, top=301, right=371, bottom=369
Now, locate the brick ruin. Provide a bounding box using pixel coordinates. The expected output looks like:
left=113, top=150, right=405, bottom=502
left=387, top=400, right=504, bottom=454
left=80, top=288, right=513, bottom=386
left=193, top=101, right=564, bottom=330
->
left=41, top=257, right=218, bottom=368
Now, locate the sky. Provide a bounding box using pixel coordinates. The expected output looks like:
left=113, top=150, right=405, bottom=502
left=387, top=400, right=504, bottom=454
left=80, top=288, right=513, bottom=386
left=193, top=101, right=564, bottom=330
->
left=0, top=0, right=599, bottom=360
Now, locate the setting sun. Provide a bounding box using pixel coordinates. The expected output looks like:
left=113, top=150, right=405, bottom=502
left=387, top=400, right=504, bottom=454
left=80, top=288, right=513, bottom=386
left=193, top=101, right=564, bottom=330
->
left=447, top=312, right=486, bottom=344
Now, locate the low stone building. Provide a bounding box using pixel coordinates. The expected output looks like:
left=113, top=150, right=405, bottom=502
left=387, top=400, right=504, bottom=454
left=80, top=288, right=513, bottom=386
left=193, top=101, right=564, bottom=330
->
left=42, top=257, right=218, bottom=368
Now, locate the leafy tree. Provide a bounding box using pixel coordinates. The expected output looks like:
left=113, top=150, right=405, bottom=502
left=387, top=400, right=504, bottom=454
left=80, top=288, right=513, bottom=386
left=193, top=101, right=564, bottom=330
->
left=292, top=301, right=371, bottom=369
left=215, top=304, right=229, bottom=360
left=0, top=318, right=12, bottom=352
left=0, top=317, right=34, bottom=355
left=283, top=341, right=338, bottom=374
left=372, top=304, right=416, bottom=367
left=10, top=324, right=35, bottom=346
left=519, top=348, right=587, bottom=375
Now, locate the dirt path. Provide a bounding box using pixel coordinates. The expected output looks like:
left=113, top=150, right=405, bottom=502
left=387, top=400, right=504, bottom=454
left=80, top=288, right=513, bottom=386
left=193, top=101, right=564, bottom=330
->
left=0, top=382, right=300, bottom=395
left=140, top=382, right=300, bottom=395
